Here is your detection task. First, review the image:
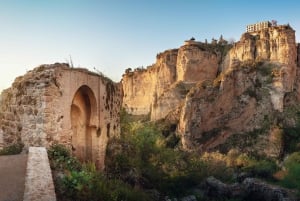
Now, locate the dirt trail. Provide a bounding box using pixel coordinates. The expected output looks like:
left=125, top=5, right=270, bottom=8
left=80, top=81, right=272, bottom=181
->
left=0, top=154, right=27, bottom=201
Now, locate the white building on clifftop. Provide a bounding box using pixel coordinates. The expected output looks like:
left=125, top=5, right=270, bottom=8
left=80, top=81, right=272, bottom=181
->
left=246, top=21, right=272, bottom=32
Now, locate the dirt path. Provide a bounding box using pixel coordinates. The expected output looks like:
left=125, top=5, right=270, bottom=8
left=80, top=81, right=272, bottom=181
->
left=0, top=154, right=27, bottom=201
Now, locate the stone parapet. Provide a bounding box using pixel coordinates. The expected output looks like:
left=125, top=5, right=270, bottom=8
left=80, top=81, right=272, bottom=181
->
left=23, top=147, right=56, bottom=201
left=0, top=129, right=3, bottom=149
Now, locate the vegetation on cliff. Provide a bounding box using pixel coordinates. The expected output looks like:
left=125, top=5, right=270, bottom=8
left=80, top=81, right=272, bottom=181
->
left=49, top=109, right=300, bottom=201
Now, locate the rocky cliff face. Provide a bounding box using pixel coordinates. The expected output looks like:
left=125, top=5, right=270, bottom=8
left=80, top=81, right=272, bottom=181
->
left=178, top=25, right=299, bottom=153
left=122, top=41, right=222, bottom=120
left=224, top=25, right=297, bottom=112
left=122, top=49, right=178, bottom=116
left=122, top=24, right=300, bottom=155
left=176, top=44, right=219, bottom=82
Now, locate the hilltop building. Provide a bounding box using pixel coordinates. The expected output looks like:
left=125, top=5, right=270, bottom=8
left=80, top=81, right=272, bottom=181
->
left=246, top=21, right=272, bottom=32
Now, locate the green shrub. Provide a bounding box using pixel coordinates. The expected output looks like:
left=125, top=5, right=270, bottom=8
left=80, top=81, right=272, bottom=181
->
left=281, top=152, right=300, bottom=190
left=60, top=168, right=152, bottom=201
left=107, top=118, right=243, bottom=196
left=283, top=127, right=300, bottom=153
left=48, top=144, right=81, bottom=171
left=62, top=170, right=93, bottom=199
left=284, top=152, right=300, bottom=168
left=242, top=159, right=277, bottom=179
left=0, top=143, right=23, bottom=155
left=49, top=143, right=153, bottom=201
left=281, top=163, right=300, bottom=189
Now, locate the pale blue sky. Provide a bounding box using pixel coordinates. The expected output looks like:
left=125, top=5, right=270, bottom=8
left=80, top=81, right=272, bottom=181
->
left=1, top=0, right=300, bottom=92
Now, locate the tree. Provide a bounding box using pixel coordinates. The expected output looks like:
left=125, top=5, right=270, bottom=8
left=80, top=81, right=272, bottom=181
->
left=218, top=35, right=228, bottom=45
left=271, top=20, right=277, bottom=26
left=211, top=38, right=217, bottom=45
left=125, top=68, right=132, bottom=73
left=228, top=37, right=236, bottom=45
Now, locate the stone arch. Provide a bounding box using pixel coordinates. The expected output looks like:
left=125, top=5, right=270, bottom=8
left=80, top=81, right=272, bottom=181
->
left=71, top=85, right=97, bottom=162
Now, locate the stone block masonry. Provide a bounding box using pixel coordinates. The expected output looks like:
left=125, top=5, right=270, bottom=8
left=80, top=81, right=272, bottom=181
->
left=23, top=147, right=56, bottom=201
left=0, top=63, right=122, bottom=169
left=0, top=129, right=3, bottom=149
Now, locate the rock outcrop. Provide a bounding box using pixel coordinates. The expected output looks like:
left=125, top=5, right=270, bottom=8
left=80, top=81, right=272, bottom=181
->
left=122, top=41, right=222, bottom=120
left=176, top=43, right=219, bottom=82
left=224, top=24, right=297, bottom=112
left=122, top=24, right=300, bottom=154
left=178, top=24, right=299, bottom=152
left=202, top=176, right=296, bottom=201
left=122, top=49, right=178, bottom=116
left=0, top=63, right=122, bottom=169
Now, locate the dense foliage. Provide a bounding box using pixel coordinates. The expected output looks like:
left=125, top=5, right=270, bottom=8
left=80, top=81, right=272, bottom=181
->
left=48, top=144, right=151, bottom=201
left=48, top=109, right=300, bottom=200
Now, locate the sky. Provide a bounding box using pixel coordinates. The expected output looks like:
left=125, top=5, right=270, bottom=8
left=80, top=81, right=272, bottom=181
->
left=0, top=0, right=300, bottom=92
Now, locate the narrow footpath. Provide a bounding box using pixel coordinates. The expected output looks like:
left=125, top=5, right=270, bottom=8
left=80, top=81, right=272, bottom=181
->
left=0, top=154, right=27, bottom=201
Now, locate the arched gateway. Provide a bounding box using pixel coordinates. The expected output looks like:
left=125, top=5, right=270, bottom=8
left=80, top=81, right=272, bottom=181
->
left=71, top=85, right=97, bottom=162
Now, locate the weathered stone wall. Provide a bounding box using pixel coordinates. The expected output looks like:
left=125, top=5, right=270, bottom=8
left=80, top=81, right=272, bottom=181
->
left=0, top=129, right=3, bottom=149
left=0, top=67, right=52, bottom=147
left=23, top=147, right=56, bottom=201
left=297, top=43, right=300, bottom=67
left=0, top=63, right=122, bottom=169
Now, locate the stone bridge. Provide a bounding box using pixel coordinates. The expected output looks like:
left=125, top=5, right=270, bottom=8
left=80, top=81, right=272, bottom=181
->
left=0, top=63, right=122, bottom=169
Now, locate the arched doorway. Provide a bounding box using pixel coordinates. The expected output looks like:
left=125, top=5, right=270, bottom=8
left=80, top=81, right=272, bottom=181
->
left=71, top=85, right=97, bottom=162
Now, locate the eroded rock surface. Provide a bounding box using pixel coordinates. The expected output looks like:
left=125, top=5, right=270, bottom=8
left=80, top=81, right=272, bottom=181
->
left=202, top=177, right=296, bottom=201
left=122, top=24, right=300, bottom=154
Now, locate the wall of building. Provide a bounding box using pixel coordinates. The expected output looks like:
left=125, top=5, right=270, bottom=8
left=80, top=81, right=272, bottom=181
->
left=23, top=147, right=56, bottom=201
left=0, top=63, right=122, bottom=169
left=297, top=43, right=300, bottom=67
left=246, top=21, right=271, bottom=32
left=0, top=129, right=3, bottom=149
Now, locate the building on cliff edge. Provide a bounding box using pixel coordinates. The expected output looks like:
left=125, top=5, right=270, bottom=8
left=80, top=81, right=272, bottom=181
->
left=246, top=21, right=272, bottom=32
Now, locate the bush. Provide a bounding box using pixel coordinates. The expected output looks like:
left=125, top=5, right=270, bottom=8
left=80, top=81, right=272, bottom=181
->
left=280, top=152, right=300, bottom=190
left=0, top=142, right=23, bottom=155
left=49, top=143, right=152, bottom=201
left=60, top=165, right=152, bottom=201
left=48, top=144, right=81, bottom=171
left=283, top=126, right=300, bottom=153
left=284, top=152, right=300, bottom=168
left=242, top=159, right=277, bottom=179
left=281, top=163, right=300, bottom=189
left=107, top=120, right=217, bottom=197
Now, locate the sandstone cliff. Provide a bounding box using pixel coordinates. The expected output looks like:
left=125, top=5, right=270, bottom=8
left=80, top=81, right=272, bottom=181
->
left=122, top=41, right=224, bottom=120
left=122, top=49, right=178, bottom=116
left=122, top=24, right=300, bottom=155
left=178, top=25, right=299, bottom=154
